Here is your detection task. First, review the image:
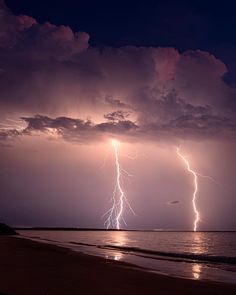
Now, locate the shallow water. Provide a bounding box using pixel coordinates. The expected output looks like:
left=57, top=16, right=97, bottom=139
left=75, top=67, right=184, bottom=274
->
left=19, top=230, right=236, bottom=284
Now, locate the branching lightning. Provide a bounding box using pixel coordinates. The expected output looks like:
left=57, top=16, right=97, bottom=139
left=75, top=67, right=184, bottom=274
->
left=103, top=139, right=135, bottom=229
left=176, top=147, right=200, bottom=232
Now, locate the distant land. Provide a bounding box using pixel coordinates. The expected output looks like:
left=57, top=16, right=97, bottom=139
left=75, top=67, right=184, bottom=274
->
left=15, top=227, right=121, bottom=231
left=14, top=227, right=236, bottom=232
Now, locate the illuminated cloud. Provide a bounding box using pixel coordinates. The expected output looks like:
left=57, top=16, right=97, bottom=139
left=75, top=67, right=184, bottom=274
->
left=1, top=105, right=235, bottom=145
left=0, top=1, right=236, bottom=144
left=0, top=1, right=89, bottom=57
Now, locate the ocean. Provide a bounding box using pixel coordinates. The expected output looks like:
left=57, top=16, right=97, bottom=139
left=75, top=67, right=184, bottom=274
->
left=18, top=230, right=236, bottom=284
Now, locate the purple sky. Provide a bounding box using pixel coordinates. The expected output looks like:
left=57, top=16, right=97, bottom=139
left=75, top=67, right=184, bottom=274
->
left=0, top=1, right=236, bottom=230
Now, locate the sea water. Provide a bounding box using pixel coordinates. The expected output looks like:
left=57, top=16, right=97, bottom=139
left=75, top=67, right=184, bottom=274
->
left=18, top=230, right=236, bottom=284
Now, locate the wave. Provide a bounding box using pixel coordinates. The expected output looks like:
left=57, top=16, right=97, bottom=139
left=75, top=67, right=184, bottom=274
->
left=33, top=238, right=236, bottom=265
left=99, top=245, right=236, bottom=265
left=70, top=241, right=96, bottom=247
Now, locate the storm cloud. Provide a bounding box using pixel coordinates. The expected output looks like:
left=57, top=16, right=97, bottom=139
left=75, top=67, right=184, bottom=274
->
left=1, top=0, right=236, bottom=144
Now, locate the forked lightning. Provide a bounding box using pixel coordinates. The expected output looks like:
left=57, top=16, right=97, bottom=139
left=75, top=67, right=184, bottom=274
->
left=103, top=139, right=135, bottom=229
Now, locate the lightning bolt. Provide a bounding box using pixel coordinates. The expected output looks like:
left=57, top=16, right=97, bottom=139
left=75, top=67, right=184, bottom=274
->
left=103, top=139, right=135, bottom=230
left=176, top=147, right=200, bottom=232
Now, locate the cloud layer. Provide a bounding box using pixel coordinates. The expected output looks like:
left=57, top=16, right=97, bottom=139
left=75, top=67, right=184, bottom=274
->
left=1, top=1, right=236, bottom=144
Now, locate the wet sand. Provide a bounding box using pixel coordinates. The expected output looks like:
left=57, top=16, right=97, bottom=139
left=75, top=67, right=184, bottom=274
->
left=0, top=236, right=235, bottom=295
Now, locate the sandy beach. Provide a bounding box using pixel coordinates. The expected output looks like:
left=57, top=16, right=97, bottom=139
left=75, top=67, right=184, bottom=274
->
left=0, top=236, right=235, bottom=295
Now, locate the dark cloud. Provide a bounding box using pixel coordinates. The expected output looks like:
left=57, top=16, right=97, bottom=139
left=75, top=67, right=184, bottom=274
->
left=104, top=110, right=131, bottom=121
left=22, top=115, right=88, bottom=132
left=19, top=115, right=138, bottom=143
left=2, top=102, right=236, bottom=145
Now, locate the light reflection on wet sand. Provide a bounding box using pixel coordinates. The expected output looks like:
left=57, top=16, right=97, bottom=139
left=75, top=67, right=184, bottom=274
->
left=192, top=263, right=201, bottom=280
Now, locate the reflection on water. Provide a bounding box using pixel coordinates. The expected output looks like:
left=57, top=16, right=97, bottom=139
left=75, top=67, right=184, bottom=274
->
left=192, top=263, right=201, bottom=279
left=110, top=231, right=128, bottom=247
left=191, top=233, right=204, bottom=280
left=105, top=231, right=127, bottom=261
left=191, top=232, right=208, bottom=254
left=19, top=230, right=236, bottom=284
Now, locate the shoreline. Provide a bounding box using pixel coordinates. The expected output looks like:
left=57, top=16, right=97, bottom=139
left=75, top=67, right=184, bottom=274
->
left=0, top=236, right=235, bottom=295
left=18, top=231, right=236, bottom=284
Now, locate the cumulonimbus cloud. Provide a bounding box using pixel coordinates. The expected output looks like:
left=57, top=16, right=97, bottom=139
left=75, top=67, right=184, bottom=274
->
left=1, top=0, right=236, bottom=145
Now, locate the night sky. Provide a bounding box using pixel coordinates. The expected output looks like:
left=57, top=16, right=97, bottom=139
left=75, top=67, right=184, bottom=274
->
left=1, top=0, right=236, bottom=230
